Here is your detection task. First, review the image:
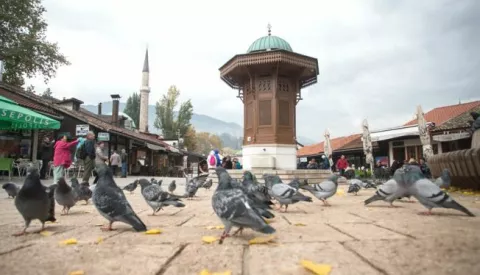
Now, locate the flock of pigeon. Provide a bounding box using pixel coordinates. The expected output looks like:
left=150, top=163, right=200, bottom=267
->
left=1, top=162, right=475, bottom=243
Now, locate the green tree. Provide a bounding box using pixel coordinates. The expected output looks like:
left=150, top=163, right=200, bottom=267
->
left=195, top=132, right=224, bottom=155
left=183, top=125, right=197, bottom=152
left=154, top=85, right=194, bottom=141
left=123, top=92, right=140, bottom=129
left=41, top=87, right=52, bottom=98
left=0, top=0, right=70, bottom=86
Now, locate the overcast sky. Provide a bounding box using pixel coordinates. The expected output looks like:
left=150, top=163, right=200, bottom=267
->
left=27, top=0, right=480, bottom=141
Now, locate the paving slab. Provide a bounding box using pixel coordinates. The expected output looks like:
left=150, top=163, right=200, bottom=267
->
left=1, top=176, right=480, bottom=274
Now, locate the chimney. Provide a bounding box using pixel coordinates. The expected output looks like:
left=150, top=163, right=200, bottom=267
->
left=56, top=98, right=83, bottom=111
left=98, top=103, right=102, bottom=115
left=111, top=94, right=121, bottom=126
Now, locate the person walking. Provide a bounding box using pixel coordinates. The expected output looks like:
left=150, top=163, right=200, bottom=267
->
left=92, top=142, right=108, bottom=184
left=52, top=135, right=79, bottom=184
left=336, top=155, right=349, bottom=176
left=39, top=136, right=54, bottom=179
left=80, top=132, right=96, bottom=184
left=109, top=150, right=121, bottom=176
left=120, top=149, right=128, bottom=178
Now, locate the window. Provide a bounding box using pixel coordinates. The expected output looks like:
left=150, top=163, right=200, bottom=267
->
left=279, top=100, right=290, bottom=126
left=259, top=100, right=272, bottom=125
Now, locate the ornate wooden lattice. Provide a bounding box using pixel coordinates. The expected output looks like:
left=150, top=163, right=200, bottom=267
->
left=277, top=78, right=290, bottom=93
left=259, top=100, right=272, bottom=125
left=279, top=100, right=290, bottom=126
left=257, top=78, right=271, bottom=92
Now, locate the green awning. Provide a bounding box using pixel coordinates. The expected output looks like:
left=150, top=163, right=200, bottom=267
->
left=0, top=95, right=61, bottom=130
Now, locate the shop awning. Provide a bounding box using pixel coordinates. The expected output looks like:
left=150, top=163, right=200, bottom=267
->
left=432, top=132, right=471, bottom=142
left=0, top=95, right=61, bottom=130
left=147, top=143, right=166, bottom=151
left=370, top=125, right=419, bottom=141
left=168, top=146, right=181, bottom=154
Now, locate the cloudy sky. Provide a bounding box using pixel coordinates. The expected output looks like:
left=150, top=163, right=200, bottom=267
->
left=27, top=0, right=480, bottom=142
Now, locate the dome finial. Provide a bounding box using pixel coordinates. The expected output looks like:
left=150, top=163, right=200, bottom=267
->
left=267, top=23, right=272, bottom=36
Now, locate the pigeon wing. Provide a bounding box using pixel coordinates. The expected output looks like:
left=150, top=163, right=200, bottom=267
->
left=142, top=184, right=161, bottom=201
left=271, top=183, right=296, bottom=199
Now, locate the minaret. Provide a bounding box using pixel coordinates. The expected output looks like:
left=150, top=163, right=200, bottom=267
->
left=139, top=48, right=150, bottom=132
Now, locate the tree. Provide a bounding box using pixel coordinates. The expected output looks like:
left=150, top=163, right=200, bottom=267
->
left=154, top=85, right=194, bottom=144
left=41, top=87, right=52, bottom=98
left=123, top=92, right=140, bottom=129
left=0, top=0, right=70, bottom=86
left=222, top=147, right=238, bottom=156
left=195, top=132, right=224, bottom=155
left=183, top=125, right=197, bottom=152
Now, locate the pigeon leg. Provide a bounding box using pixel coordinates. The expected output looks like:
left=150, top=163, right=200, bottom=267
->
left=406, top=198, right=415, bottom=203
left=322, top=200, right=331, bottom=207
left=283, top=205, right=289, bottom=213
left=32, top=223, right=46, bottom=234
left=84, top=200, right=89, bottom=205
left=218, top=232, right=230, bottom=244
left=388, top=202, right=398, bottom=208
left=12, top=220, right=31, bottom=236
left=232, top=227, right=244, bottom=236
left=101, top=222, right=116, bottom=231
left=418, top=209, right=433, bottom=216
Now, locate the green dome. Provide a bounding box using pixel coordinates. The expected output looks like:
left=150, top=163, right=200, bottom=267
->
left=247, top=35, right=293, bottom=53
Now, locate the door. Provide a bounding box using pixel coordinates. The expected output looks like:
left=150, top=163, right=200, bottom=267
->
left=392, top=147, right=405, bottom=162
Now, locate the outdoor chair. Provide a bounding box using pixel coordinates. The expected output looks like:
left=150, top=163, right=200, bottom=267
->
left=0, top=158, right=14, bottom=180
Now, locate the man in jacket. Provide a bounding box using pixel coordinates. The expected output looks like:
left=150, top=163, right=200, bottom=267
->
left=39, top=136, right=54, bottom=179
left=336, top=155, right=349, bottom=176
left=82, top=131, right=96, bottom=184
left=120, top=149, right=128, bottom=178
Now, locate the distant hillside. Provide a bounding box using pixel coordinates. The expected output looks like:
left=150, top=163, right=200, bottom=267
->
left=82, top=102, right=316, bottom=147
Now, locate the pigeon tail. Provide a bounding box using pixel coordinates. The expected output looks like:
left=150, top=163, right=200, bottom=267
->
left=260, top=224, right=276, bottom=234
left=293, top=193, right=313, bottom=202
left=364, top=194, right=383, bottom=205
left=164, top=201, right=185, bottom=208
left=447, top=200, right=475, bottom=217
left=120, top=214, right=147, bottom=232
left=299, top=184, right=315, bottom=192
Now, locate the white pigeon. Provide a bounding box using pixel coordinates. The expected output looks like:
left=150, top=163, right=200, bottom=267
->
left=300, top=174, right=339, bottom=206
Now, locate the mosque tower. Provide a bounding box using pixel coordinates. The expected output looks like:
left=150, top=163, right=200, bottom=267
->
left=139, top=48, right=150, bottom=132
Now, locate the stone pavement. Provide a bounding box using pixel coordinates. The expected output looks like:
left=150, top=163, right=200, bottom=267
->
left=1, top=176, right=480, bottom=275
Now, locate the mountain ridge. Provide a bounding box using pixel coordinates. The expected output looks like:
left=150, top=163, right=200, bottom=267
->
left=82, top=102, right=316, bottom=146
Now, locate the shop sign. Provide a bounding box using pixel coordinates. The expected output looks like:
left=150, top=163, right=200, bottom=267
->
left=76, top=124, right=90, bottom=136
left=97, top=132, right=110, bottom=142
left=0, top=110, right=52, bottom=126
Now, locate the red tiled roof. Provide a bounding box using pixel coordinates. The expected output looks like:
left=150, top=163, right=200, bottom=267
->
left=297, top=134, right=361, bottom=157
left=404, top=101, right=480, bottom=127
left=0, top=85, right=60, bottom=116
left=0, top=84, right=169, bottom=149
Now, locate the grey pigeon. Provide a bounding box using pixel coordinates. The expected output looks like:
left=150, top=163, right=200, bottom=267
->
left=168, top=180, right=176, bottom=193
left=364, top=179, right=401, bottom=206
left=212, top=167, right=275, bottom=244
left=123, top=180, right=138, bottom=194
left=54, top=177, right=76, bottom=215
left=434, top=169, right=451, bottom=189
left=202, top=179, right=213, bottom=190
left=184, top=174, right=208, bottom=199
left=265, top=174, right=313, bottom=212
left=404, top=178, right=475, bottom=217
left=2, top=182, right=20, bottom=198
left=138, top=179, right=185, bottom=215
left=13, top=167, right=56, bottom=236
left=299, top=174, right=339, bottom=206
left=287, top=178, right=301, bottom=190
left=347, top=182, right=361, bottom=195
left=243, top=171, right=274, bottom=208
left=151, top=178, right=162, bottom=186
left=92, top=164, right=147, bottom=231
left=71, top=177, right=92, bottom=204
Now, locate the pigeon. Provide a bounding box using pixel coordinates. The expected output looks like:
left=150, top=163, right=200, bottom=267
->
left=299, top=174, right=339, bottom=206
left=71, top=177, right=92, bottom=204
left=288, top=178, right=301, bottom=190
left=184, top=174, right=208, bottom=199
left=2, top=182, right=20, bottom=198
left=202, top=179, right=213, bottom=190
left=92, top=164, right=147, bottom=231
left=434, top=168, right=451, bottom=189
left=138, top=179, right=185, bottom=215
left=151, top=178, right=162, bottom=186
left=362, top=179, right=377, bottom=189
left=213, top=167, right=275, bottom=244
left=364, top=179, right=402, bottom=207
left=240, top=172, right=275, bottom=219
left=13, top=167, right=56, bottom=236
left=54, top=177, right=76, bottom=215
left=397, top=169, right=475, bottom=216
left=168, top=180, right=176, bottom=193
left=123, top=180, right=138, bottom=194
left=347, top=182, right=361, bottom=195
left=264, top=174, right=313, bottom=212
